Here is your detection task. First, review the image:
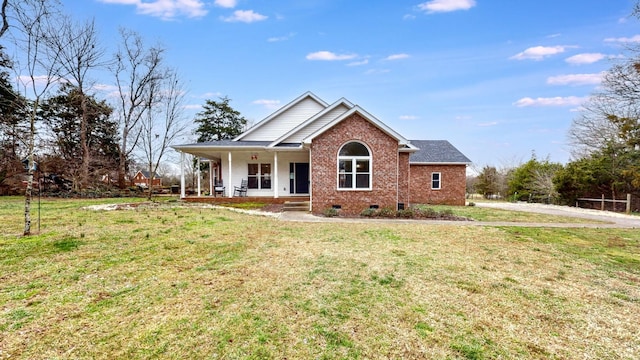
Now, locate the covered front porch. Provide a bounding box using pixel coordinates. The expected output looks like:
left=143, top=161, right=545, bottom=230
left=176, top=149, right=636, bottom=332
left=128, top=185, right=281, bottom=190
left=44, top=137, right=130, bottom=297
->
left=175, top=141, right=312, bottom=203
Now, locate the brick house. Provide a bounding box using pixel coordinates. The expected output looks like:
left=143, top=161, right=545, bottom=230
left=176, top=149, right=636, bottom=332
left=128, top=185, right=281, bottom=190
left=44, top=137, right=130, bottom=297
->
left=132, top=170, right=162, bottom=188
left=173, top=92, right=471, bottom=214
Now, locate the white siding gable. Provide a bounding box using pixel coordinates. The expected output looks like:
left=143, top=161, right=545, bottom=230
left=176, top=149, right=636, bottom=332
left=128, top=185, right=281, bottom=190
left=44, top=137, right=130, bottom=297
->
left=240, top=97, right=326, bottom=141
left=280, top=103, right=351, bottom=143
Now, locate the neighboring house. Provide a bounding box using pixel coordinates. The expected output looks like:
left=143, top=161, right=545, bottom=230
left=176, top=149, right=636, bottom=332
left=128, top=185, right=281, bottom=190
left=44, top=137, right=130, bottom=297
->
left=132, top=170, right=162, bottom=188
left=172, top=92, right=471, bottom=214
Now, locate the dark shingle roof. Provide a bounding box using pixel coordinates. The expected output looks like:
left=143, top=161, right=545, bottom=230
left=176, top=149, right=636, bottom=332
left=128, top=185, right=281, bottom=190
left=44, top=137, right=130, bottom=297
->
left=409, top=140, right=471, bottom=164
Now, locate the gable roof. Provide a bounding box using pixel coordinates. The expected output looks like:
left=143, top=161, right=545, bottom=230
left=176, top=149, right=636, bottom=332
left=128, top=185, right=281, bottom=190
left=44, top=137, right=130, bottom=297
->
left=268, top=98, right=354, bottom=147
left=235, top=91, right=328, bottom=142
left=302, top=106, right=418, bottom=151
left=136, top=170, right=160, bottom=178
left=409, top=140, right=471, bottom=164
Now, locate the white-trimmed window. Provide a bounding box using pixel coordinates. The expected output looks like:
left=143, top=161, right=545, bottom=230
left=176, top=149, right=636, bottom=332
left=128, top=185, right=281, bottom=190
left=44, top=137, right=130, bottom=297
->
left=338, top=141, right=371, bottom=190
left=431, top=172, right=441, bottom=190
left=248, top=163, right=271, bottom=189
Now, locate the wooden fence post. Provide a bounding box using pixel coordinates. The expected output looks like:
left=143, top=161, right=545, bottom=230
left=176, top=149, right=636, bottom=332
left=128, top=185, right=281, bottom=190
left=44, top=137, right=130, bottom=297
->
left=627, top=193, right=632, bottom=214
left=601, top=194, right=605, bottom=211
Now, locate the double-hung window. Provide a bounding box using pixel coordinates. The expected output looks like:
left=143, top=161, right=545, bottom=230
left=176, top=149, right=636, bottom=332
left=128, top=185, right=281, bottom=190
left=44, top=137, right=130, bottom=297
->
left=431, top=172, right=441, bottom=190
left=338, top=142, right=371, bottom=190
left=248, top=163, right=271, bottom=189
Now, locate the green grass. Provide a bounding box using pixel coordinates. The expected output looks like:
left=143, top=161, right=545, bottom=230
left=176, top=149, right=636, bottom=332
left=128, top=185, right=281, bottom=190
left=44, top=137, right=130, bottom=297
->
left=0, top=197, right=639, bottom=359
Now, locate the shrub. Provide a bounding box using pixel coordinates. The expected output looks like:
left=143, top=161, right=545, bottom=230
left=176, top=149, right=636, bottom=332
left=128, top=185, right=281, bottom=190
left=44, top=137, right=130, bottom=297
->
left=468, top=202, right=476, bottom=207
left=440, top=209, right=454, bottom=217
left=361, top=208, right=377, bottom=217
left=396, top=208, right=414, bottom=218
left=377, top=207, right=396, bottom=218
left=416, top=207, right=437, bottom=218
left=323, top=207, right=339, bottom=217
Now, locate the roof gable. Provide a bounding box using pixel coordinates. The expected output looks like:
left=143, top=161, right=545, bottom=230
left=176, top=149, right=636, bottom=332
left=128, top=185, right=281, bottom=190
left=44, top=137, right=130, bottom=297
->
left=268, top=98, right=354, bottom=147
left=235, top=92, right=328, bottom=142
left=409, top=140, right=471, bottom=164
left=302, top=106, right=416, bottom=149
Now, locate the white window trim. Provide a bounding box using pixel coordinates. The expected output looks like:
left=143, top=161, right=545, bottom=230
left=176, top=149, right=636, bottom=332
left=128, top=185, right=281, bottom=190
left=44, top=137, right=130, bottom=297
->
left=337, top=141, right=372, bottom=191
left=431, top=172, right=441, bottom=190
left=248, top=163, right=272, bottom=190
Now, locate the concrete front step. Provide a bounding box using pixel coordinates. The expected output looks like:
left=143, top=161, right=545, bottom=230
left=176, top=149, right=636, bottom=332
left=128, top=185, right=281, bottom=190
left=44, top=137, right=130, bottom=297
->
left=282, top=201, right=310, bottom=212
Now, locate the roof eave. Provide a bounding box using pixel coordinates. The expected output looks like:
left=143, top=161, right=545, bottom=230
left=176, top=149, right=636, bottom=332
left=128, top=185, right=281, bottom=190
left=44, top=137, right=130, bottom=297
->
left=409, top=162, right=472, bottom=165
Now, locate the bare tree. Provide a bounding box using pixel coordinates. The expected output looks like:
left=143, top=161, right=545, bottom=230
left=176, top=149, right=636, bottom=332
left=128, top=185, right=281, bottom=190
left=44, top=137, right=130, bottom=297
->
left=45, top=16, right=106, bottom=188
left=112, top=29, right=165, bottom=189
left=139, top=70, right=188, bottom=200
left=13, top=0, right=64, bottom=235
left=568, top=93, right=628, bottom=157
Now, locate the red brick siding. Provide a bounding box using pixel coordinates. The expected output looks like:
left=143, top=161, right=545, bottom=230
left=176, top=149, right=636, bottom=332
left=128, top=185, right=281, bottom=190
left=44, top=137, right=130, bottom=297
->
left=409, top=164, right=467, bottom=205
left=311, top=113, right=400, bottom=215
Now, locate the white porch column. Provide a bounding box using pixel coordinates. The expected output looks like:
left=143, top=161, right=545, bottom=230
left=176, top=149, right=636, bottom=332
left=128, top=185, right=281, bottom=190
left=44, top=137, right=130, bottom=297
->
left=273, top=151, right=279, bottom=199
left=227, top=151, right=233, bottom=198
left=209, top=160, right=214, bottom=195
left=196, top=157, right=201, bottom=196
left=180, top=152, right=185, bottom=198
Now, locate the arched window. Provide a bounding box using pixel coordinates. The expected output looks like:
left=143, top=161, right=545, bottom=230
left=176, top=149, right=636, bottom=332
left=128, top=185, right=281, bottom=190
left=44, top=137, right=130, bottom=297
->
left=338, top=141, right=371, bottom=190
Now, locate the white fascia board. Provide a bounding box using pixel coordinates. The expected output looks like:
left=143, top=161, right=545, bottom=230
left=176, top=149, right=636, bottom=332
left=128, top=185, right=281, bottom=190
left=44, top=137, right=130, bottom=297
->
left=234, top=91, right=328, bottom=141
left=399, top=145, right=420, bottom=153
left=302, top=106, right=412, bottom=146
left=267, top=98, right=354, bottom=147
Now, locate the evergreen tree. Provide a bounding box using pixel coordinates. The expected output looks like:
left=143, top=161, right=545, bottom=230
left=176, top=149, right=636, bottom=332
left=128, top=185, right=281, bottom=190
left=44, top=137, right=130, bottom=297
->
left=194, top=96, right=247, bottom=142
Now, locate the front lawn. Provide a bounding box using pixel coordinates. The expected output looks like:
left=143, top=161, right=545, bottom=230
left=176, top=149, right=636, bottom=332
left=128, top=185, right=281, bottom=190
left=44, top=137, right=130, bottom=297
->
left=1, top=197, right=638, bottom=359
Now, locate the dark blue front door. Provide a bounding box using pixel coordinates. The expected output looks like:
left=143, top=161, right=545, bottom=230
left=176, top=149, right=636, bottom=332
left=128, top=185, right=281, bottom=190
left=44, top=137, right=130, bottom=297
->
left=289, top=163, right=309, bottom=194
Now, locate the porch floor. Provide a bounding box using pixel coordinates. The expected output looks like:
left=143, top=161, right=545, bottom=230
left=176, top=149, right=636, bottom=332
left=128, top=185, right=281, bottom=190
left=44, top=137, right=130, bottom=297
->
left=183, top=196, right=310, bottom=205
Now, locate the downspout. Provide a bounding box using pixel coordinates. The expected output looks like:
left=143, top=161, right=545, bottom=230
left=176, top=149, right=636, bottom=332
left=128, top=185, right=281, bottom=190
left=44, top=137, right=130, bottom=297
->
left=308, top=146, right=312, bottom=212
left=396, top=148, right=399, bottom=210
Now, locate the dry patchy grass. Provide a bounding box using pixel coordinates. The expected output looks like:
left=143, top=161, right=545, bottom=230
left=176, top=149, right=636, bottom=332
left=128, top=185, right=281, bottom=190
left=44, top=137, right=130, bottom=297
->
left=0, top=197, right=638, bottom=359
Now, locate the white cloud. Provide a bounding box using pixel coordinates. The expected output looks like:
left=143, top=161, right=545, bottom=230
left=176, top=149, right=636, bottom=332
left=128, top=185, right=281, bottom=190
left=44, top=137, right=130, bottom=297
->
left=477, top=121, right=498, bottom=127
left=253, top=99, right=281, bottom=109
left=514, top=96, right=587, bottom=107
left=98, top=0, right=207, bottom=20
left=510, top=46, right=567, bottom=61
left=214, top=0, right=236, bottom=8
left=547, top=73, right=603, bottom=86
left=93, top=83, right=120, bottom=93
left=403, top=14, right=417, bottom=20
left=267, top=32, right=295, bottom=42
left=306, top=51, right=357, bottom=61
left=197, top=91, right=223, bottom=98
left=348, top=59, right=369, bottom=66
left=565, top=53, right=605, bottom=65
left=222, top=9, right=267, bottom=23
left=604, top=34, right=640, bottom=43
left=418, top=0, right=476, bottom=13
left=184, top=104, right=203, bottom=110
left=384, top=53, right=410, bottom=61
left=16, top=75, right=67, bottom=87
left=365, top=69, right=391, bottom=75
left=399, top=115, right=419, bottom=120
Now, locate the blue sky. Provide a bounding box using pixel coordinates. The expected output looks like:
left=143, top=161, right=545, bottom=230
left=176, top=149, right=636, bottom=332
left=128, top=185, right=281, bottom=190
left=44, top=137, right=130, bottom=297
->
left=60, top=0, right=640, bottom=169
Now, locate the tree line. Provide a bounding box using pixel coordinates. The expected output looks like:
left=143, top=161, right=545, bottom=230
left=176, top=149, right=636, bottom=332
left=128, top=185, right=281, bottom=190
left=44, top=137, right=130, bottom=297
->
left=1, top=1, right=248, bottom=235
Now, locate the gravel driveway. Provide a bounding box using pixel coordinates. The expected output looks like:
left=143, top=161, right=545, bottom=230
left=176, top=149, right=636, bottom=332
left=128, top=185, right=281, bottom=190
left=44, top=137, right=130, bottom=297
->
left=277, top=202, right=640, bottom=228
left=475, top=202, right=640, bottom=228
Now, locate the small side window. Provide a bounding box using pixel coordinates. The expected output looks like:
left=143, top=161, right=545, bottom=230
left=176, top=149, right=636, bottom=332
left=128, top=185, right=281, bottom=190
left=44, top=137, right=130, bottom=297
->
left=432, top=172, right=441, bottom=190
